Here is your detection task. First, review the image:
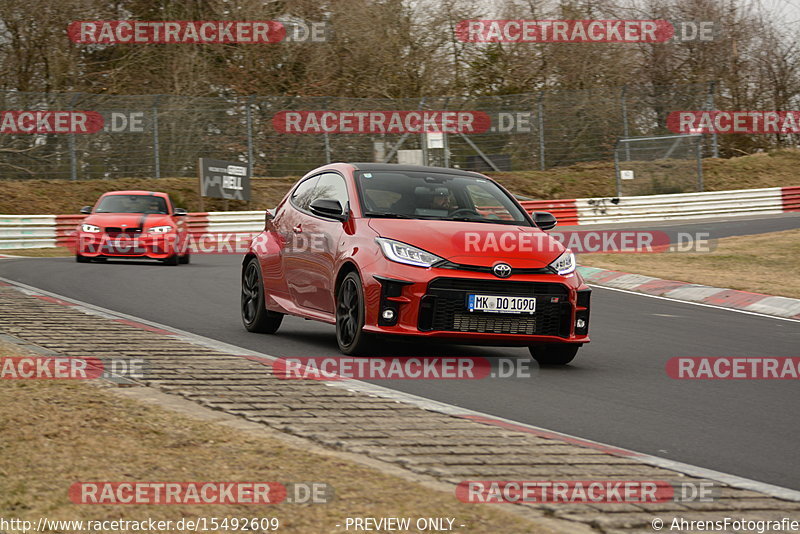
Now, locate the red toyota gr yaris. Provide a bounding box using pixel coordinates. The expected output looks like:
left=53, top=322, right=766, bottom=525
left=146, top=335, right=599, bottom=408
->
left=242, top=163, right=590, bottom=365
left=75, top=190, right=190, bottom=265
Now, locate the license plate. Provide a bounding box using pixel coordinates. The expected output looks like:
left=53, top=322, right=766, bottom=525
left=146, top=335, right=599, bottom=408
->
left=467, top=294, right=536, bottom=314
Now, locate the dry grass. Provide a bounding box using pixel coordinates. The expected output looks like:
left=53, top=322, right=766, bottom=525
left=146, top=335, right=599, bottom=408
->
left=0, top=340, right=546, bottom=533
left=1, top=247, right=73, bottom=257
left=2, top=149, right=800, bottom=215
left=0, top=176, right=298, bottom=215
left=580, top=229, right=800, bottom=298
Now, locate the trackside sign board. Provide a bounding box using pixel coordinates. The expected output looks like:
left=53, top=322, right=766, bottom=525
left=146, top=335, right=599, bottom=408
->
left=198, top=158, right=251, bottom=201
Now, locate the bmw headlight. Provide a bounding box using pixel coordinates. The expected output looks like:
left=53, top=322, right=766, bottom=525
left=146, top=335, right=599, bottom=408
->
left=81, top=224, right=101, bottom=233
left=148, top=225, right=174, bottom=234
left=376, top=238, right=443, bottom=268
left=549, top=250, right=576, bottom=275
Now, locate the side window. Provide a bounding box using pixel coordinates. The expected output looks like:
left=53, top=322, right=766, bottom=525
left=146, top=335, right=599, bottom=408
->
left=290, top=176, right=320, bottom=211
left=312, top=173, right=349, bottom=208
left=465, top=184, right=518, bottom=221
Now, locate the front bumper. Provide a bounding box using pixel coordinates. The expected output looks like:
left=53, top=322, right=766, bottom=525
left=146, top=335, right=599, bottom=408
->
left=76, top=232, right=181, bottom=259
left=361, top=264, right=590, bottom=346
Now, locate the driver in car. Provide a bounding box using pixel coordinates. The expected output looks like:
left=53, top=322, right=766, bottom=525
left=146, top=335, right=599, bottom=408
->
left=430, top=187, right=452, bottom=210
left=145, top=198, right=164, bottom=214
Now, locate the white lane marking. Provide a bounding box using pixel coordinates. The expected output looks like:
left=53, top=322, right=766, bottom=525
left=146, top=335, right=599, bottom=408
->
left=1, top=275, right=799, bottom=502
left=589, top=284, right=800, bottom=323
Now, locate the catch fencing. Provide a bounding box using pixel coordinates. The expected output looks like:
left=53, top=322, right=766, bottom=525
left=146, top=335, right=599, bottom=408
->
left=0, top=83, right=714, bottom=182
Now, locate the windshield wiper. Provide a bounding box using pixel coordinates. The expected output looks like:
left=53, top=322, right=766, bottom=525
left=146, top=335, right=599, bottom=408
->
left=444, top=216, right=498, bottom=223
left=444, top=216, right=525, bottom=225
left=364, top=211, right=414, bottom=219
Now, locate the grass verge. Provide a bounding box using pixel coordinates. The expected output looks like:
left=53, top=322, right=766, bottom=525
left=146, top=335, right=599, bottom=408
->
left=1, top=247, right=73, bottom=257
left=580, top=229, right=800, bottom=299
left=2, top=149, right=800, bottom=215
left=0, top=340, right=548, bottom=534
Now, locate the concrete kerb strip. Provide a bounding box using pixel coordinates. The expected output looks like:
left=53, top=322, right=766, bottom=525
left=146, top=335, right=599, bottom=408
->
left=0, top=339, right=574, bottom=534
left=2, top=275, right=800, bottom=509
left=578, top=267, right=800, bottom=321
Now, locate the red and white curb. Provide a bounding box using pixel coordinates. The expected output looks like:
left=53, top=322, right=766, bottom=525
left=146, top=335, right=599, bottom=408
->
left=1, top=275, right=799, bottom=503
left=578, top=266, right=800, bottom=320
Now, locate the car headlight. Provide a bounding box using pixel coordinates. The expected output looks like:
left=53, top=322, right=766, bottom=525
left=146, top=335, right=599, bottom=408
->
left=148, top=225, right=174, bottom=234
left=549, top=250, right=576, bottom=275
left=376, top=238, right=444, bottom=268
left=81, top=224, right=101, bottom=233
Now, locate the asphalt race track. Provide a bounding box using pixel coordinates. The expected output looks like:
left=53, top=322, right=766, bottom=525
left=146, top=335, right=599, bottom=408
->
left=1, top=214, right=799, bottom=491
left=577, top=212, right=800, bottom=240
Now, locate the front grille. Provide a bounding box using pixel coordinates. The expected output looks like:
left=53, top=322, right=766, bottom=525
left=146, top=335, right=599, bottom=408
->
left=419, top=278, right=571, bottom=336
left=104, top=227, right=141, bottom=238
left=452, top=313, right=537, bottom=334
left=436, top=261, right=553, bottom=275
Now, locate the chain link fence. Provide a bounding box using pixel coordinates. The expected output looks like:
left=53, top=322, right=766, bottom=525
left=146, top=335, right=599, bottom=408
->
left=615, top=134, right=704, bottom=196
left=0, top=83, right=714, bottom=181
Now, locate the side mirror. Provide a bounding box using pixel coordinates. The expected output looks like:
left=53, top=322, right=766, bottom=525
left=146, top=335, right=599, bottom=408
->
left=80, top=206, right=92, bottom=215
left=309, top=199, right=347, bottom=221
left=173, top=208, right=187, bottom=216
left=533, top=211, right=557, bottom=230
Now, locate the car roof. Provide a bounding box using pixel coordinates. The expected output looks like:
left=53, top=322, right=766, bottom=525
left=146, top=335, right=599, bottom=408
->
left=100, top=190, right=169, bottom=197
left=348, top=163, right=486, bottom=178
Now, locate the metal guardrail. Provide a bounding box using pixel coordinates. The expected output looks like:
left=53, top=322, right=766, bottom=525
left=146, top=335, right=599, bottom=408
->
left=0, top=187, right=797, bottom=250
left=577, top=187, right=787, bottom=224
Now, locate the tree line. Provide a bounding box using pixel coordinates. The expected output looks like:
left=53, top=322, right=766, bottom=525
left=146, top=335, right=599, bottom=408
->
left=1, top=0, right=797, bottom=156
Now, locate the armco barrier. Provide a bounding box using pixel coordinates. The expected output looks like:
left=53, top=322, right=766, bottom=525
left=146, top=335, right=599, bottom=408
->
left=518, top=199, right=579, bottom=225
left=1, top=187, right=797, bottom=250
left=0, top=215, right=58, bottom=250
left=576, top=187, right=787, bottom=225
left=782, top=185, right=800, bottom=212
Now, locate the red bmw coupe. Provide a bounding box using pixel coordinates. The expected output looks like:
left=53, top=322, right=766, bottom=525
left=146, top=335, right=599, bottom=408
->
left=241, top=163, right=591, bottom=364
left=75, top=190, right=190, bottom=265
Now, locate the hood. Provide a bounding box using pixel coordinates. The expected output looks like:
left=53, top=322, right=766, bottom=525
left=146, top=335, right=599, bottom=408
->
left=367, top=218, right=564, bottom=268
left=83, top=213, right=174, bottom=230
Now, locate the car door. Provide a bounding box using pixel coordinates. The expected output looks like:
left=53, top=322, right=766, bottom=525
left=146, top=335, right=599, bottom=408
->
left=294, top=172, right=350, bottom=313
left=280, top=174, right=321, bottom=308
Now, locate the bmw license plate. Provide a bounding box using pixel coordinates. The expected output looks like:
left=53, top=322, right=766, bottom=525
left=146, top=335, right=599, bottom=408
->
left=467, top=294, right=536, bottom=314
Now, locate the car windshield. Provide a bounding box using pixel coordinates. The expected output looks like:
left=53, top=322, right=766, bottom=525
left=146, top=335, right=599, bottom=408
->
left=95, top=195, right=168, bottom=214
left=356, top=170, right=531, bottom=225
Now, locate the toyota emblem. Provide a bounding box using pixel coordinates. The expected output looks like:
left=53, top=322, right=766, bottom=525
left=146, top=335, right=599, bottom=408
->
left=492, top=263, right=512, bottom=278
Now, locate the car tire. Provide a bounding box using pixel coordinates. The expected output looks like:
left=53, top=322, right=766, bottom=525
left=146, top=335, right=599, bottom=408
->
left=162, top=254, right=180, bottom=266
left=179, top=253, right=190, bottom=264
left=528, top=344, right=581, bottom=366
left=335, top=271, right=371, bottom=355
left=75, top=254, right=90, bottom=263
left=241, top=258, right=283, bottom=334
